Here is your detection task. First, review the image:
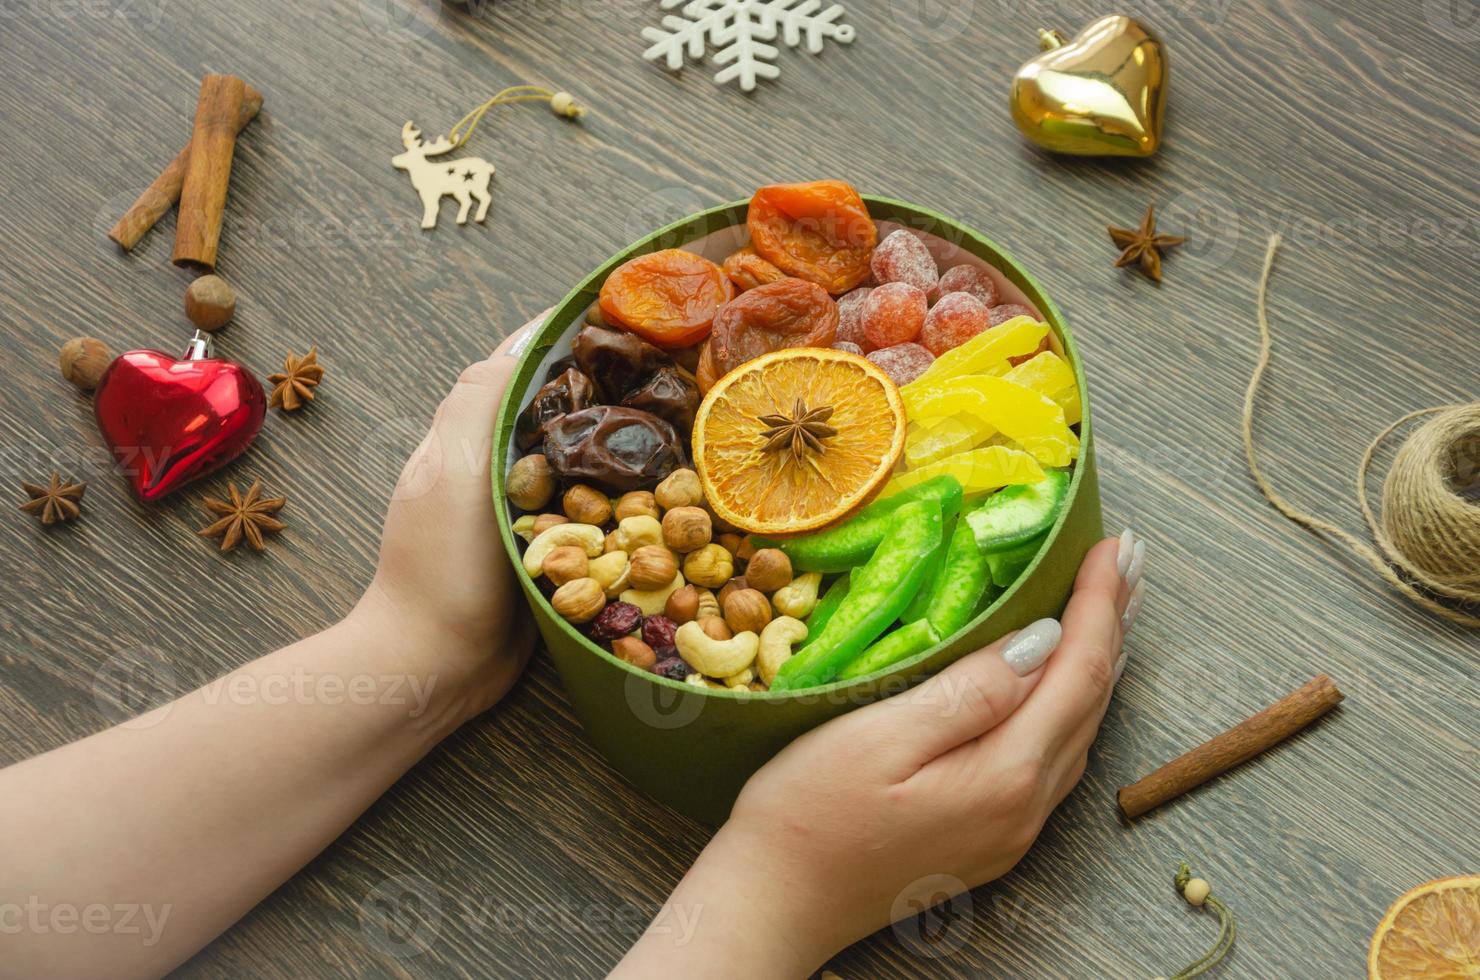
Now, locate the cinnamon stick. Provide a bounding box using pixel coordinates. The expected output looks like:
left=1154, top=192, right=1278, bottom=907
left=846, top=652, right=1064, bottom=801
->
left=108, top=83, right=261, bottom=251
left=1117, top=674, right=1344, bottom=820
left=171, top=74, right=247, bottom=271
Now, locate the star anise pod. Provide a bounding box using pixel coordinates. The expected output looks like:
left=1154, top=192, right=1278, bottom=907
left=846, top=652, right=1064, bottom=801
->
left=267, top=346, right=324, bottom=411
left=1108, top=204, right=1187, bottom=283
left=757, top=398, right=838, bottom=462
left=19, top=473, right=86, bottom=525
left=197, top=479, right=287, bottom=552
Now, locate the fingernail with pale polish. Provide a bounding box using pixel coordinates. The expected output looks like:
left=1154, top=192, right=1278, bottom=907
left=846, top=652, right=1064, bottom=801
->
left=1116, top=528, right=1138, bottom=578
left=1002, top=618, right=1062, bottom=676
left=1121, top=581, right=1145, bottom=634
left=1124, top=539, right=1147, bottom=591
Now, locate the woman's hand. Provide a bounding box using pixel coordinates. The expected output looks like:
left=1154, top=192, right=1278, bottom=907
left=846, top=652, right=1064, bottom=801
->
left=355, top=318, right=544, bottom=724
left=616, top=532, right=1147, bottom=977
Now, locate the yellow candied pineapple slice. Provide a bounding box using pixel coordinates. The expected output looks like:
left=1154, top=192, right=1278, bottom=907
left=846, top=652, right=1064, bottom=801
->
left=1003, top=351, right=1081, bottom=426
left=903, top=316, right=1049, bottom=399
left=905, top=376, right=1079, bottom=468
left=884, top=445, right=1045, bottom=498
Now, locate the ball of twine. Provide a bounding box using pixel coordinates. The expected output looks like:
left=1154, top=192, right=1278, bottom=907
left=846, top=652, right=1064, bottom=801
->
left=1245, top=235, right=1480, bottom=627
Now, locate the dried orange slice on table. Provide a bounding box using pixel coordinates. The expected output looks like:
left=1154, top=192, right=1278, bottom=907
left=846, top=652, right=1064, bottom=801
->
left=693, top=348, right=906, bottom=536
left=1368, top=874, right=1480, bottom=979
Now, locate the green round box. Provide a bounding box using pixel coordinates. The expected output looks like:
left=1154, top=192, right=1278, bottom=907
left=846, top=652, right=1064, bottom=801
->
left=494, top=196, right=1103, bottom=825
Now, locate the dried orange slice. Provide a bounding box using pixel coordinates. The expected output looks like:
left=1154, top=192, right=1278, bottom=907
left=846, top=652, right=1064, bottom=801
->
left=1368, top=874, right=1480, bottom=979
left=693, top=348, right=906, bottom=536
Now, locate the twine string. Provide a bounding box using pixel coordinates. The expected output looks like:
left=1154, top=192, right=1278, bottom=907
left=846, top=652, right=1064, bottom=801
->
left=1167, top=863, right=1236, bottom=979
left=448, top=85, right=584, bottom=150
left=1242, top=234, right=1480, bottom=628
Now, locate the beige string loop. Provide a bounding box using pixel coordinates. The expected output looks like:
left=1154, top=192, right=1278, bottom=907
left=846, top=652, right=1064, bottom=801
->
left=1243, top=234, right=1480, bottom=627
left=448, top=85, right=584, bottom=150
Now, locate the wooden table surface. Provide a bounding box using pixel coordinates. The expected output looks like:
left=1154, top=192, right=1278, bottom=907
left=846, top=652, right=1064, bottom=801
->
left=2, top=0, right=1476, bottom=976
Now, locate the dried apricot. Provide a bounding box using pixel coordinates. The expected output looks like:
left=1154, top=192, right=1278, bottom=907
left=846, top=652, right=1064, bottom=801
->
left=598, top=248, right=734, bottom=349
left=722, top=247, right=786, bottom=291
left=695, top=339, right=721, bottom=394
left=748, top=180, right=877, bottom=295
left=708, top=277, right=839, bottom=376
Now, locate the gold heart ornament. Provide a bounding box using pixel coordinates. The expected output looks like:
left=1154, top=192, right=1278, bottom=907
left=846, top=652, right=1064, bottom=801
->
left=1010, top=15, right=1168, bottom=157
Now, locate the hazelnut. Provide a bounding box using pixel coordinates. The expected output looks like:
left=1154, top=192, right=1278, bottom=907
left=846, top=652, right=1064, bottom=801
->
left=717, top=533, right=745, bottom=560
left=664, top=584, right=702, bottom=624
left=532, top=513, right=569, bottom=536
left=615, top=490, right=660, bottom=522
left=611, top=636, right=657, bottom=670
left=628, top=545, right=679, bottom=591
left=541, top=545, right=588, bottom=586
left=723, top=588, right=772, bottom=635
left=682, top=543, right=733, bottom=588
left=744, top=548, right=793, bottom=593
left=506, top=454, right=555, bottom=511
left=563, top=484, right=612, bottom=526
left=551, top=577, right=605, bottom=623
left=604, top=530, right=623, bottom=554
left=694, top=587, right=722, bottom=621
left=736, top=536, right=758, bottom=562
left=655, top=468, right=704, bottom=511
left=717, top=575, right=749, bottom=606
left=663, top=506, right=712, bottom=553
left=698, top=616, right=733, bottom=641
left=58, top=337, right=111, bottom=390
left=614, top=515, right=664, bottom=552
left=584, top=303, right=606, bottom=327
left=184, top=274, right=236, bottom=331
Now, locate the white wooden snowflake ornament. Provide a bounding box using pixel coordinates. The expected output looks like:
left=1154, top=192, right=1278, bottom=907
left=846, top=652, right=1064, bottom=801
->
left=642, top=0, right=855, bottom=92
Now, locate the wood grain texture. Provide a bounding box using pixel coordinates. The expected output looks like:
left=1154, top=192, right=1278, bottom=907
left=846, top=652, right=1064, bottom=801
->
left=0, top=1, right=1476, bottom=977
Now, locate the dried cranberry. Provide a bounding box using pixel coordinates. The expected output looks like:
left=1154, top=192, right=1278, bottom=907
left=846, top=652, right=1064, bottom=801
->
left=589, top=601, right=642, bottom=641
left=652, top=656, right=688, bottom=680
left=642, top=615, right=679, bottom=650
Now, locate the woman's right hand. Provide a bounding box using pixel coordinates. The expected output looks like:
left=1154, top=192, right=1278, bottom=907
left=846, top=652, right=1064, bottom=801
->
left=615, top=532, right=1146, bottom=978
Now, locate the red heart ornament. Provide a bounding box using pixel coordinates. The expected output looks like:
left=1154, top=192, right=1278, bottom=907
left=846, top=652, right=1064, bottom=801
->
left=94, top=346, right=266, bottom=502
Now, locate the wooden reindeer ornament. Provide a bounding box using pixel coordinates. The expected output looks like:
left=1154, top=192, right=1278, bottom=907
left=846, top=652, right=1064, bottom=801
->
left=394, top=123, right=494, bottom=229
left=390, top=86, right=584, bottom=232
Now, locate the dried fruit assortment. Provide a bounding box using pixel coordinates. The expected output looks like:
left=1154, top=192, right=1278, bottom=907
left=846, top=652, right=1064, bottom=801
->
left=505, top=180, right=1082, bottom=692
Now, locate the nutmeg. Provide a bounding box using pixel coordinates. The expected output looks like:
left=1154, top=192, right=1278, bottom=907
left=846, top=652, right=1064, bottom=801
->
left=58, top=337, right=111, bottom=390
left=698, top=616, right=733, bottom=641
left=551, top=577, right=606, bottom=623
left=563, top=484, right=612, bottom=526
left=615, top=490, right=660, bottom=522
left=184, top=274, right=236, bottom=331
left=682, top=542, right=733, bottom=589
left=611, top=636, right=657, bottom=670
left=541, top=545, right=589, bottom=586
left=663, top=506, right=712, bottom=553
left=744, top=548, right=793, bottom=593
left=628, top=545, right=679, bottom=591
left=654, top=468, right=703, bottom=511
left=507, top=454, right=555, bottom=512
left=722, top=588, right=772, bottom=635
left=532, top=513, right=570, bottom=536
left=664, top=583, right=702, bottom=624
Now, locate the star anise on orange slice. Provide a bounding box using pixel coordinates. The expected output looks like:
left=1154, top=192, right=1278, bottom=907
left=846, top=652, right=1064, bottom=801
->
left=757, top=398, right=838, bottom=462
left=197, top=479, right=287, bottom=552
left=267, top=346, right=324, bottom=411
left=1108, top=204, right=1187, bottom=282
left=19, top=473, right=86, bottom=525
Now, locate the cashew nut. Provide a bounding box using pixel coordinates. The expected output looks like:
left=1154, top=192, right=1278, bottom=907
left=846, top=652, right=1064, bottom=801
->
left=512, top=514, right=539, bottom=543
left=613, top=515, right=663, bottom=552
left=756, top=617, right=808, bottom=686
left=723, top=666, right=755, bottom=689
left=685, top=673, right=726, bottom=689
left=588, top=551, right=631, bottom=596
left=675, top=621, right=759, bottom=677
left=620, top=571, right=685, bottom=616
left=522, top=523, right=605, bottom=577
left=772, top=573, right=822, bottom=619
